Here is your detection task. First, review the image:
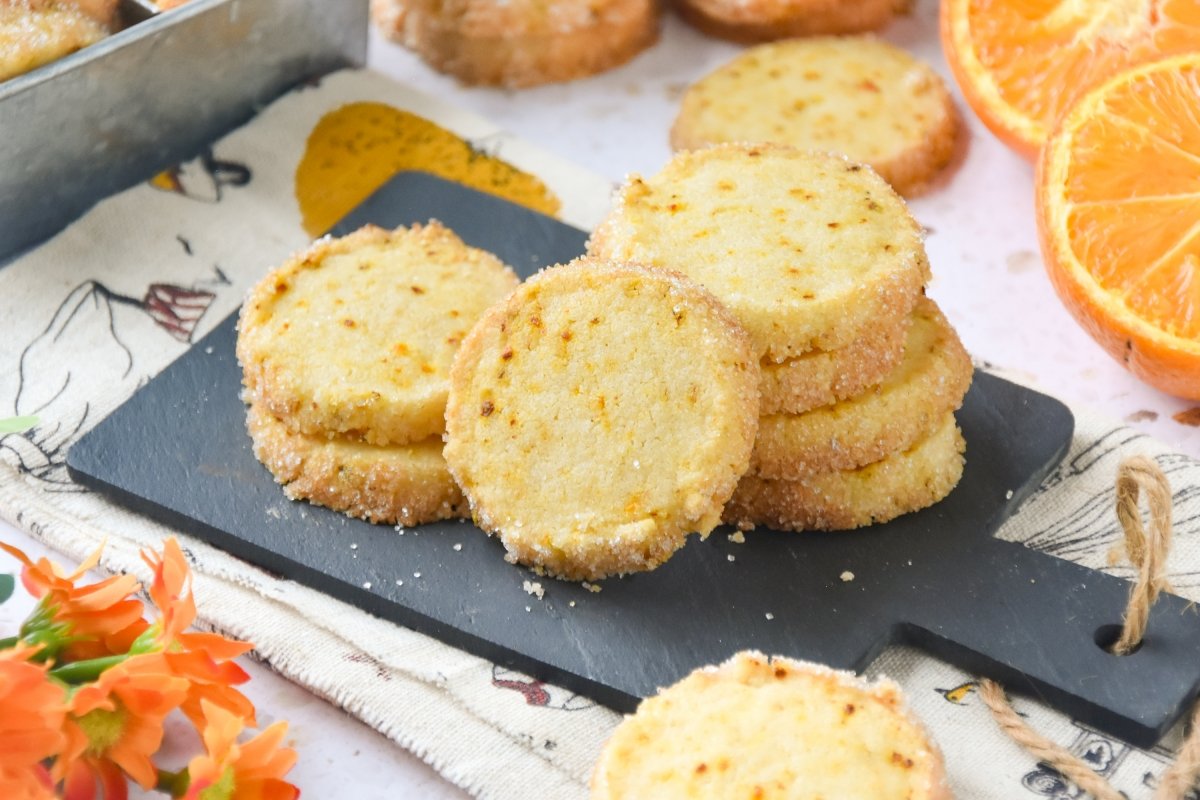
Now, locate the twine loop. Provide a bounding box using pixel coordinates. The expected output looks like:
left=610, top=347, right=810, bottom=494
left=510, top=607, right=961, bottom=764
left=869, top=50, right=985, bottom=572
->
left=982, top=455, right=1200, bottom=800
left=1111, top=455, right=1174, bottom=655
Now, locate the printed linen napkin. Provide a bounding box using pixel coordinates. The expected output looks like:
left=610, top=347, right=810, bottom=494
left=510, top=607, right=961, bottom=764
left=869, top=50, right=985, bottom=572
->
left=2, top=68, right=1199, bottom=799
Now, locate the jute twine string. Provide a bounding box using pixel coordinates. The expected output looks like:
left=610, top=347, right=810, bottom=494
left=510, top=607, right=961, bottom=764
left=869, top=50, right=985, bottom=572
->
left=1111, top=455, right=1175, bottom=655
left=981, top=456, right=1200, bottom=800
left=979, top=678, right=1125, bottom=800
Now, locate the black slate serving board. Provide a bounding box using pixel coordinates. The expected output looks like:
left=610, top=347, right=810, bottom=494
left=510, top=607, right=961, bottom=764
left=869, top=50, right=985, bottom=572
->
left=69, top=171, right=1200, bottom=748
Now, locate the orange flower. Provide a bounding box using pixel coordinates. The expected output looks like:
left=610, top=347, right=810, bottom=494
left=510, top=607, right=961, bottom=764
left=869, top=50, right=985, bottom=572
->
left=62, top=758, right=126, bottom=800
left=62, top=653, right=188, bottom=789
left=184, top=702, right=297, bottom=800
left=141, top=538, right=195, bottom=646
left=165, top=649, right=255, bottom=731
left=0, top=646, right=67, bottom=769
left=140, top=539, right=256, bottom=728
left=0, top=542, right=147, bottom=661
left=0, top=765, right=58, bottom=800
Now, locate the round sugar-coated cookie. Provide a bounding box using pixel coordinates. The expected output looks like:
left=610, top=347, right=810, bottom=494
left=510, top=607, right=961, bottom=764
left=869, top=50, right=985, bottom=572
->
left=237, top=222, right=519, bottom=446
left=726, top=412, right=965, bottom=531
left=246, top=403, right=466, bottom=526
left=752, top=297, right=972, bottom=479
left=589, top=144, right=929, bottom=362
left=373, top=0, right=659, bottom=88
left=444, top=257, right=760, bottom=581
left=591, top=650, right=953, bottom=800
left=672, top=37, right=960, bottom=197
left=674, top=0, right=905, bottom=43
left=760, top=310, right=910, bottom=415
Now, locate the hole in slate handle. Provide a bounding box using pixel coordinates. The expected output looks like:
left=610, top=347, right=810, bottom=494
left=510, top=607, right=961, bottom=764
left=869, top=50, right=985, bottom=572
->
left=1094, top=624, right=1143, bottom=655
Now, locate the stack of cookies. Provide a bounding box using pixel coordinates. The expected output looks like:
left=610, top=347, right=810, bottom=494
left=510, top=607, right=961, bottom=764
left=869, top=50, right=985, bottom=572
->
left=589, top=143, right=972, bottom=532
left=236, top=222, right=519, bottom=526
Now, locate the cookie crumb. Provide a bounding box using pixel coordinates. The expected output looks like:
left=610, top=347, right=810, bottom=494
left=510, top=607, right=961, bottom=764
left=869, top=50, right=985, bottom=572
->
left=765, top=612, right=775, bottom=620
left=523, top=580, right=545, bottom=599
left=363, top=581, right=372, bottom=589
left=727, top=531, right=745, bottom=544
left=453, top=543, right=463, bottom=551
left=582, top=582, right=602, bottom=593
left=840, top=570, right=855, bottom=582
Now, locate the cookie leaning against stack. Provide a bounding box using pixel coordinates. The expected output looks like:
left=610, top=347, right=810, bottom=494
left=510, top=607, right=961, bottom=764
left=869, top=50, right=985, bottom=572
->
left=444, top=257, right=759, bottom=580
left=590, top=145, right=971, bottom=531
left=372, top=0, right=659, bottom=88
left=237, top=222, right=519, bottom=525
left=591, top=651, right=953, bottom=799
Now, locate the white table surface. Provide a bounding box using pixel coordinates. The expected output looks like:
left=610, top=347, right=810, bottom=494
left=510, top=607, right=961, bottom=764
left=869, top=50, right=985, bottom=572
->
left=3, top=5, right=1200, bottom=798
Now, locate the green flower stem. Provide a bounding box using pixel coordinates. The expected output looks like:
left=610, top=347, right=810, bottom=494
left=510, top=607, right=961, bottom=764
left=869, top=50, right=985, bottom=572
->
left=156, top=767, right=191, bottom=798
left=49, top=654, right=127, bottom=683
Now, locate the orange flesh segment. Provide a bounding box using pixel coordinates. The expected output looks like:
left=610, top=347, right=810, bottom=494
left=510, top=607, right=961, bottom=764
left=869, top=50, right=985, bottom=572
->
left=1060, top=62, right=1200, bottom=340
left=956, top=0, right=1200, bottom=150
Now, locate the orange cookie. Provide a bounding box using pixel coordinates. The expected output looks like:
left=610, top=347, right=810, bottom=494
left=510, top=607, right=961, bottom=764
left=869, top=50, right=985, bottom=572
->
left=375, top=0, right=659, bottom=88
left=237, top=222, right=518, bottom=446
left=592, top=650, right=953, bottom=799
left=672, top=37, right=960, bottom=196
left=760, top=312, right=909, bottom=415
left=246, top=403, right=466, bottom=526
left=674, top=0, right=905, bottom=43
left=726, top=413, right=965, bottom=532
left=752, top=298, right=972, bottom=479
left=590, top=145, right=929, bottom=362
left=444, top=258, right=759, bottom=580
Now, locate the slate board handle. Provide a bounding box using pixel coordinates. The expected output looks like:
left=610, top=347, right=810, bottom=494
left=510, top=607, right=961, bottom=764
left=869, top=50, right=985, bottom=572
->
left=903, top=535, right=1200, bottom=747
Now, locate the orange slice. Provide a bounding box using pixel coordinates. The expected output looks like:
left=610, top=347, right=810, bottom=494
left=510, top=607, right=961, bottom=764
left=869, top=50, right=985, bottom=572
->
left=1037, top=53, right=1200, bottom=398
left=941, top=0, right=1200, bottom=159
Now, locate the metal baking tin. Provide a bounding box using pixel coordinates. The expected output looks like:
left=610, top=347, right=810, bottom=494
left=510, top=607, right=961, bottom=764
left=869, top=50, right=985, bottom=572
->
left=0, top=0, right=367, bottom=262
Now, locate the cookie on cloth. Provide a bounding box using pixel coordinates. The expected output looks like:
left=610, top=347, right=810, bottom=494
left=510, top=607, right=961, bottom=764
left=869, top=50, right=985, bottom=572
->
left=246, top=403, right=466, bottom=526
left=752, top=298, right=971, bottom=480
left=591, top=650, right=953, bottom=799
left=673, top=0, right=906, bottom=43
left=725, top=412, right=965, bottom=531
left=237, top=222, right=519, bottom=446
left=759, top=311, right=909, bottom=415
left=373, top=0, right=659, bottom=88
left=588, top=144, right=929, bottom=362
left=671, top=37, right=960, bottom=197
left=444, top=257, right=759, bottom=581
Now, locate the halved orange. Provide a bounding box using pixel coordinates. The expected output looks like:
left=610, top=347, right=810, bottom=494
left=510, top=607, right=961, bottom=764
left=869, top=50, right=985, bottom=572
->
left=1037, top=53, right=1200, bottom=399
left=941, top=0, right=1200, bottom=159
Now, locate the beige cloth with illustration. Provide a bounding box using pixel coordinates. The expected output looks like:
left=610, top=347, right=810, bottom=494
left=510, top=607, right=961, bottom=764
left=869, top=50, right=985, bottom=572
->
left=1, top=69, right=1198, bottom=799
